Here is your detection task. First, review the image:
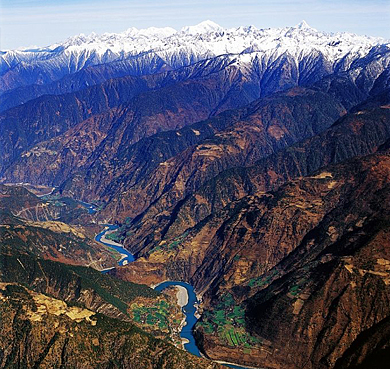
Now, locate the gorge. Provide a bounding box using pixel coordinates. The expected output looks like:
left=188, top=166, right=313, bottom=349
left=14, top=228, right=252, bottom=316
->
left=95, top=223, right=251, bottom=369
left=1, top=19, right=390, bottom=369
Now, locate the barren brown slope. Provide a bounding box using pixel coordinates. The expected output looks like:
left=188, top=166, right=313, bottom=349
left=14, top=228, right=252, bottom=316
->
left=160, top=96, right=390, bottom=244
left=109, top=141, right=390, bottom=368
left=240, top=152, right=390, bottom=368
left=122, top=151, right=390, bottom=369
left=3, top=64, right=260, bottom=190
left=99, top=88, right=344, bottom=252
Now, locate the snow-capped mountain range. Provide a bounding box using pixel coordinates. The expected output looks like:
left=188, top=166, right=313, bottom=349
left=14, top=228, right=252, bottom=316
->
left=3, top=20, right=387, bottom=65
left=45, top=19, right=386, bottom=60
left=1, top=20, right=389, bottom=99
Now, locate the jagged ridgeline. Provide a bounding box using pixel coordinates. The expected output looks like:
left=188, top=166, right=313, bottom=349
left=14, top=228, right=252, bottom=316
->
left=1, top=20, right=390, bottom=369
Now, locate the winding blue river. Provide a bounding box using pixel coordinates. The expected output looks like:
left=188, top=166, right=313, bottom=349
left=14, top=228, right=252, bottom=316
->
left=95, top=224, right=254, bottom=369
left=154, top=281, right=201, bottom=356
left=95, top=225, right=134, bottom=266
left=76, top=200, right=98, bottom=214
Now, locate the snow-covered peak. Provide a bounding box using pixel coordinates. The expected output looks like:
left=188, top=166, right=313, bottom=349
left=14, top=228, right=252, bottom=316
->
left=295, top=20, right=316, bottom=31
left=136, top=26, right=177, bottom=38
left=181, top=20, right=224, bottom=34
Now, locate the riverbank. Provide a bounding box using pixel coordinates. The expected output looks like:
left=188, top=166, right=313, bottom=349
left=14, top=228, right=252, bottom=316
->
left=176, top=285, right=189, bottom=307
left=175, top=285, right=190, bottom=347
left=100, top=266, right=115, bottom=273
left=152, top=281, right=191, bottom=308
left=100, top=230, right=130, bottom=263
left=100, top=229, right=123, bottom=246
left=95, top=225, right=134, bottom=266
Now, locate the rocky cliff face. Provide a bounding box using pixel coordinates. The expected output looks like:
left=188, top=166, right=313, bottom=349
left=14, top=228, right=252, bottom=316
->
left=172, top=151, right=390, bottom=369
left=241, top=153, right=390, bottom=368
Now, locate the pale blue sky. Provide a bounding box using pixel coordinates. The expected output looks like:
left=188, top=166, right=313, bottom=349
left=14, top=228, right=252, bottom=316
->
left=1, top=0, right=389, bottom=50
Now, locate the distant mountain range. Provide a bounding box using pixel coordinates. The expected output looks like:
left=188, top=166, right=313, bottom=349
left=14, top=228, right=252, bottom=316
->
left=1, top=20, right=389, bottom=109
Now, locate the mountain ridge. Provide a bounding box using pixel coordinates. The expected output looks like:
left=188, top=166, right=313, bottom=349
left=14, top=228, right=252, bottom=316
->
left=2, top=21, right=388, bottom=96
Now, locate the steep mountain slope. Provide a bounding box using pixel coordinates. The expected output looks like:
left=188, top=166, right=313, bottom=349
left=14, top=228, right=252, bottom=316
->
left=0, top=184, right=116, bottom=269
left=0, top=245, right=217, bottom=368
left=0, top=184, right=95, bottom=223
left=10, top=84, right=385, bottom=261
left=0, top=285, right=214, bottom=369
left=141, top=151, right=390, bottom=369
left=0, top=78, right=144, bottom=171
left=0, top=53, right=245, bottom=112
left=106, top=99, right=390, bottom=368
left=0, top=56, right=263, bottom=176
left=2, top=23, right=389, bottom=191
left=0, top=188, right=218, bottom=367
left=158, top=93, right=390, bottom=243
left=91, top=87, right=345, bottom=250
left=1, top=20, right=390, bottom=369
left=1, top=81, right=243, bottom=184
left=0, top=217, right=114, bottom=270
left=3, top=48, right=389, bottom=228
left=239, top=152, right=390, bottom=368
